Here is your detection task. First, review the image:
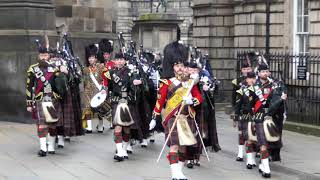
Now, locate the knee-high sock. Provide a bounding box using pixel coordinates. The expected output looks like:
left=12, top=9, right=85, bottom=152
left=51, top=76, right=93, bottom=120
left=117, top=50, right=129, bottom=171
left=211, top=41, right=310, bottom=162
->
left=86, top=120, right=92, bottom=131
left=114, top=131, right=123, bottom=144
left=37, top=126, right=48, bottom=138
left=47, top=135, right=56, bottom=152
left=39, top=137, right=47, bottom=152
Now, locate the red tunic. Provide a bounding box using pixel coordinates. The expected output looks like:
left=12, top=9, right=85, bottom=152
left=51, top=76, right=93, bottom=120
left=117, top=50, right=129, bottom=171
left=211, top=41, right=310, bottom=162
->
left=102, top=61, right=115, bottom=86
left=153, top=78, right=203, bottom=125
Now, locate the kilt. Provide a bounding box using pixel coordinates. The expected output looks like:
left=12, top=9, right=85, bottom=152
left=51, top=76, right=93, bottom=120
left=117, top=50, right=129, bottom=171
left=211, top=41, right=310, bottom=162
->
left=255, top=122, right=267, bottom=146
left=165, top=115, right=196, bottom=147
left=111, top=103, right=137, bottom=126
left=33, top=100, right=61, bottom=127
left=61, top=90, right=84, bottom=137
left=239, top=114, right=251, bottom=141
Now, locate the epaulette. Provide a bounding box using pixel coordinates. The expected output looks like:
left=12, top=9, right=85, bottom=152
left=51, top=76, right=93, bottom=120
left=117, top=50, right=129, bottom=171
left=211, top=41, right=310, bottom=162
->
left=248, top=86, right=254, bottom=92
left=27, top=63, right=39, bottom=73
left=236, top=89, right=243, bottom=95
left=104, top=71, right=111, bottom=79
left=232, top=79, right=237, bottom=85
left=159, top=79, right=169, bottom=85
left=102, top=67, right=108, bottom=72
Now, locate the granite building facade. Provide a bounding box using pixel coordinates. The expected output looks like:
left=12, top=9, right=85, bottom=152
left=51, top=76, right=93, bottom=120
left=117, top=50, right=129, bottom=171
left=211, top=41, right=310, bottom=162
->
left=1, top=0, right=320, bottom=122
left=193, top=0, right=320, bottom=101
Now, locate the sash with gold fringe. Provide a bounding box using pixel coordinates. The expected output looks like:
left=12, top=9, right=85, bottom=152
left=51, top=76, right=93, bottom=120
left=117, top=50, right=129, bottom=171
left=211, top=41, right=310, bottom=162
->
left=162, top=79, right=193, bottom=126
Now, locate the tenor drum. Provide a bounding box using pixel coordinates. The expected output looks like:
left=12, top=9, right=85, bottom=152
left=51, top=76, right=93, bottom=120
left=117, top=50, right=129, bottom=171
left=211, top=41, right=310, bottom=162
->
left=90, top=91, right=111, bottom=116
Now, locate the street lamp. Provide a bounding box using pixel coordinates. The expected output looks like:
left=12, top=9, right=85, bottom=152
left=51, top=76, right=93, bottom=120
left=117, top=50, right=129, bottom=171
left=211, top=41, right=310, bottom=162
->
left=265, top=0, right=271, bottom=62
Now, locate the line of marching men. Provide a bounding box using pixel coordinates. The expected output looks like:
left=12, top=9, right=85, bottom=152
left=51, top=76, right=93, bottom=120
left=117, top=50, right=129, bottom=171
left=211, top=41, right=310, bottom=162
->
left=25, top=36, right=221, bottom=180
left=231, top=52, right=288, bottom=178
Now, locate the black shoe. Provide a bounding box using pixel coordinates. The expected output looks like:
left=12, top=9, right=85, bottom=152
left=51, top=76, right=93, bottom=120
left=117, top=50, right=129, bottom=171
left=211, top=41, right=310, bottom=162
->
left=194, top=161, right=200, bottom=167
left=114, top=155, right=124, bottom=162
left=65, top=138, right=71, bottom=142
left=38, top=150, right=47, bottom=157
left=85, top=130, right=92, bottom=134
left=141, top=145, right=147, bottom=148
left=127, top=150, right=133, bottom=154
left=186, top=162, right=193, bottom=169
left=262, top=172, right=271, bottom=178
left=97, top=126, right=104, bottom=133
left=213, top=144, right=222, bottom=152
left=124, top=156, right=129, bottom=160
left=57, top=145, right=64, bottom=149
left=48, top=151, right=55, bottom=154
left=247, top=164, right=253, bottom=169
left=271, top=154, right=281, bottom=162
left=236, top=157, right=244, bottom=162
left=150, top=139, right=155, bottom=143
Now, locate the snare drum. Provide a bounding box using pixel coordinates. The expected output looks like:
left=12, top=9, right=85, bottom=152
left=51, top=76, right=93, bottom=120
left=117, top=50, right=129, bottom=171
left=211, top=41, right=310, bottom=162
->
left=90, top=91, right=111, bottom=116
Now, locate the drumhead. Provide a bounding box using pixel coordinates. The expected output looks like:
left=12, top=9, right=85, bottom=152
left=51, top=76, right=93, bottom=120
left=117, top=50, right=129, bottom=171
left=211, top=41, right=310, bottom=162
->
left=90, top=91, right=107, bottom=108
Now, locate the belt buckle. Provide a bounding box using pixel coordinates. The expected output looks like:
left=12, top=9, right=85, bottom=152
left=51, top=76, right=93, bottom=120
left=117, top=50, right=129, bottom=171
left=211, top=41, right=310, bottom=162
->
left=119, top=98, right=127, bottom=104
left=43, top=96, right=52, bottom=102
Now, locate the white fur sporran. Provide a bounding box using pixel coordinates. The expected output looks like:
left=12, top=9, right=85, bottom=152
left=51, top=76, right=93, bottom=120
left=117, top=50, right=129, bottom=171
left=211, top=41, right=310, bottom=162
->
left=263, top=116, right=280, bottom=142
left=42, top=102, right=59, bottom=123
left=176, top=115, right=197, bottom=146
left=248, top=121, right=258, bottom=142
left=113, top=99, right=134, bottom=126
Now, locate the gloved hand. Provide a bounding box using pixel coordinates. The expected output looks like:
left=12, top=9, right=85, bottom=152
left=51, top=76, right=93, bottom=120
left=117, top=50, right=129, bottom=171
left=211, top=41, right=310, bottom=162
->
left=190, top=73, right=199, bottom=80
left=281, top=92, right=287, bottom=100
left=133, top=79, right=142, bottom=86
left=60, top=65, right=68, bottom=74
left=149, top=119, right=157, bottom=130
left=183, top=96, right=193, bottom=105
left=203, top=84, right=210, bottom=91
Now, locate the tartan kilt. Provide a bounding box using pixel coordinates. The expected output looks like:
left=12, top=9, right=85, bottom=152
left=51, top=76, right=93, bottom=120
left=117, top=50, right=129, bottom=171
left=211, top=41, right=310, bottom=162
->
left=33, top=100, right=61, bottom=127
left=61, top=91, right=78, bottom=136
left=128, top=104, right=144, bottom=141
left=238, top=114, right=250, bottom=141
left=164, top=115, right=196, bottom=147
left=111, top=103, right=145, bottom=141
left=255, top=122, right=267, bottom=146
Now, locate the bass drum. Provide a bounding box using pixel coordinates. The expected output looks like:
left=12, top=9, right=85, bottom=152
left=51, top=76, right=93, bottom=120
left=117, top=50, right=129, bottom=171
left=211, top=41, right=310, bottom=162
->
left=90, top=91, right=111, bottom=116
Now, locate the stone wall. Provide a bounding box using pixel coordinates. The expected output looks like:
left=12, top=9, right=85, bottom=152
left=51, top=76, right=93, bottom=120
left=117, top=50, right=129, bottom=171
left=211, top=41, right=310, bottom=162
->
left=193, top=0, right=320, bottom=102
left=117, top=0, right=194, bottom=45
left=309, top=0, right=320, bottom=54
left=233, top=0, right=286, bottom=52
left=0, top=0, right=57, bottom=123
left=0, top=0, right=117, bottom=123
left=193, top=0, right=235, bottom=102
left=54, top=0, right=116, bottom=33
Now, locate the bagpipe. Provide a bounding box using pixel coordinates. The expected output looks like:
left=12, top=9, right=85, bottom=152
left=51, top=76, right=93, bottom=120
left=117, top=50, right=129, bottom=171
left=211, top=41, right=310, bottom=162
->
left=189, top=46, right=220, bottom=93
left=117, top=32, right=161, bottom=92
left=61, top=33, right=84, bottom=84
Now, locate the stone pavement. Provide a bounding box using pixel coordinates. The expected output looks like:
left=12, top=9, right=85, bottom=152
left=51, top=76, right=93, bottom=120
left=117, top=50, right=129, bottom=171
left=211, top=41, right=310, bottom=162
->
left=0, top=111, right=319, bottom=180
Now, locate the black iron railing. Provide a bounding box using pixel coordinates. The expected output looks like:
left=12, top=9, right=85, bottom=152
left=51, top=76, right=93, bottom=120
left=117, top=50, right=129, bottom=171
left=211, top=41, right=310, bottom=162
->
left=236, top=51, right=320, bottom=126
